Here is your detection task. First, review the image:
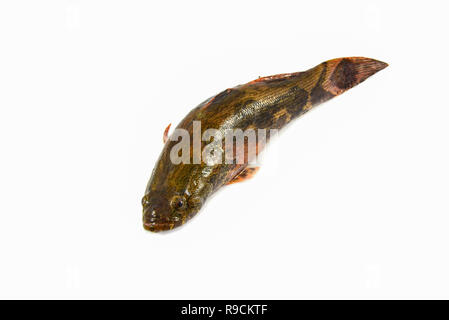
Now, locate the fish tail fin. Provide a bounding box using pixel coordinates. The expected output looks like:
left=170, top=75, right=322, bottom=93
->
left=303, top=57, right=388, bottom=107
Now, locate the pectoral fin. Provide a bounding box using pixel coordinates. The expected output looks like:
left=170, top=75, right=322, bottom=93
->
left=163, top=123, right=172, bottom=144
left=227, top=167, right=260, bottom=185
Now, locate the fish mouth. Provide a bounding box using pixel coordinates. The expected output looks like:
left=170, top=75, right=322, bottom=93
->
left=143, top=221, right=176, bottom=232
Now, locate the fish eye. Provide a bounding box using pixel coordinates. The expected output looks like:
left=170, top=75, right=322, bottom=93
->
left=170, top=195, right=187, bottom=211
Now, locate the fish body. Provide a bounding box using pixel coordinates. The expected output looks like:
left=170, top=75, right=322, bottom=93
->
left=143, top=57, right=388, bottom=232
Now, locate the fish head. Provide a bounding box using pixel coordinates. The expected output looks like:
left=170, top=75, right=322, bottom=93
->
left=142, top=190, right=204, bottom=232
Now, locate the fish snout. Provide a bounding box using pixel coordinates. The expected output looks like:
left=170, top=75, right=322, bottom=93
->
left=142, top=205, right=177, bottom=232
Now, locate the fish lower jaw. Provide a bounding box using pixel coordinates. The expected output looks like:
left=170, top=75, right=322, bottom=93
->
left=143, top=221, right=175, bottom=232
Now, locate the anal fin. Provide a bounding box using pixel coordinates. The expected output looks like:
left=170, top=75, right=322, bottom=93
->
left=227, top=167, right=260, bottom=185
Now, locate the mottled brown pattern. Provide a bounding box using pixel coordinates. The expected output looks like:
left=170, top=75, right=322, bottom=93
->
left=272, top=113, right=289, bottom=129
left=331, top=59, right=358, bottom=90
left=142, top=57, right=388, bottom=232
left=310, top=86, right=335, bottom=106
left=286, top=87, right=309, bottom=117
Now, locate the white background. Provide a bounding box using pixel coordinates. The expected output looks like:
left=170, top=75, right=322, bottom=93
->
left=0, top=0, right=448, bottom=299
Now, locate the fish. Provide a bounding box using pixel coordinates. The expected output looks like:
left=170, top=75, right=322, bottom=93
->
left=142, top=57, right=388, bottom=232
